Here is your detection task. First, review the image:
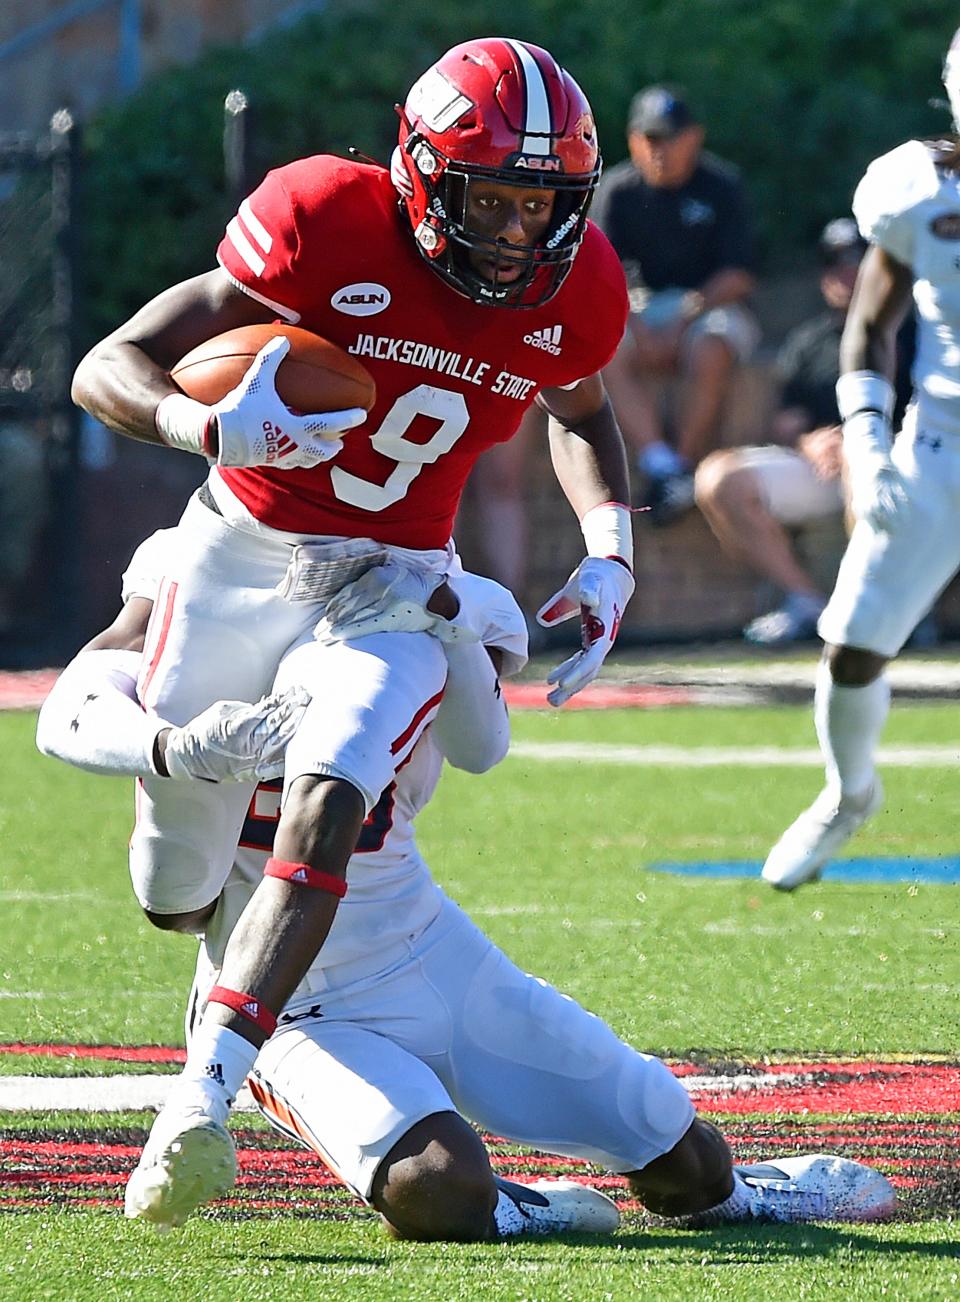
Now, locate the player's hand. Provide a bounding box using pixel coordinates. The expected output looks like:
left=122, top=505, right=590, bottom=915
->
left=537, top=557, right=635, bottom=707
left=849, top=457, right=909, bottom=533
left=161, top=686, right=311, bottom=782
left=213, top=337, right=368, bottom=470
left=316, top=564, right=477, bottom=644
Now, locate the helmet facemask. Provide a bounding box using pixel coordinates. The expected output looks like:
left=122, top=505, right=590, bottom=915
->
left=400, top=127, right=597, bottom=307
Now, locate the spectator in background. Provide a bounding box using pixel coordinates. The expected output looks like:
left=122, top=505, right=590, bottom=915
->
left=0, top=406, right=47, bottom=634
left=695, top=219, right=915, bottom=647
left=592, top=85, right=759, bottom=525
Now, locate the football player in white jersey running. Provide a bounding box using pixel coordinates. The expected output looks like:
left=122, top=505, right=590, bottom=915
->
left=37, top=533, right=895, bottom=1236
left=763, top=29, right=960, bottom=890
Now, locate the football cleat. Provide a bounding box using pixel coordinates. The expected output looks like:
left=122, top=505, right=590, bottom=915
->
left=124, top=1108, right=237, bottom=1232
left=495, top=1176, right=620, bottom=1235
left=761, top=779, right=883, bottom=891
left=734, top=1155, right=896, bottom=1223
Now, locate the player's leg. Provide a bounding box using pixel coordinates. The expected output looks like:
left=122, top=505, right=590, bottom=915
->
left=419, top=900, right=893, bottom=1222
left=676, top=306, right=760, bottom=472
left=252, top=1002, right=615, bottom=1240
left=129, top=630, right=450, bottom=1229
left=130, top=776, right=256, bottom=934
left=695, top=447, right=831, bottom=599
left=674, top=331, right=736, bottom=470
left=249, top=1020, right=497, bottom=1241
left=764, top=415, right=960, bottom=888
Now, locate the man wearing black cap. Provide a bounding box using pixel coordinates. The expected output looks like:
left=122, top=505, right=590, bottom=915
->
left=695, top=219, right=915, bottom=646
left=592, top=85, right=759, bottom=524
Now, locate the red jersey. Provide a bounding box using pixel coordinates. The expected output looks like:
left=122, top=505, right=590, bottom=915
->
left=216, top=156, right=627, bottom=548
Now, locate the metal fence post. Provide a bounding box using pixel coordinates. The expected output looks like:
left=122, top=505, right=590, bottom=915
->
left=223, top=90, right=252, bottom=206
left=46, top=107, right=83, bottom=659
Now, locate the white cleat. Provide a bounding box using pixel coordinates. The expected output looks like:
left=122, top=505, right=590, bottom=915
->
left=762, top=780, right=883, bottom=891
left=734, top=1155, right=897, bottom=1223
left=495, top=1177, right=620, bottom=1235
left=125, top=1109, right=237, bottom=1231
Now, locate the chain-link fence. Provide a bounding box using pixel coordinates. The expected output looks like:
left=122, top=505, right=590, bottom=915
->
left=0, top=111, right=80, bottom=664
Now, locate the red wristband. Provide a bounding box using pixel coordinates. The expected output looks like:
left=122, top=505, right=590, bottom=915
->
left=206, top=985, right=278, bottom=1036
left=264, top=856, right=348, bottom=897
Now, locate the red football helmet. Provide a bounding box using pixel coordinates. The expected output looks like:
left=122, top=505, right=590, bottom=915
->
left=393, top=37, right=601, bottom=308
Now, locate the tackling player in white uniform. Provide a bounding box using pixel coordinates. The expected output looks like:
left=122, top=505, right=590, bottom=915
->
left=37, top=535, right=896, bottom=1237
left=763, top=29, right=960, bottom=890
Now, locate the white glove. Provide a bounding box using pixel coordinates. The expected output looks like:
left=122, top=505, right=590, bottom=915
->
left=162, top=686, right=310, bottom=782
left=213, top=337, right=368, bottom=469
left=537, top=557, right=635, bottom=707
left=316, top=563, right=476, bottom=643
left=847, top=445, right=909, bottom=532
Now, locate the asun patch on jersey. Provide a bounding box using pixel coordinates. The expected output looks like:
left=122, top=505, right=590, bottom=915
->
left=331, top=283, right=392, bottom=316
left=524, top=325, right=563, bottom=355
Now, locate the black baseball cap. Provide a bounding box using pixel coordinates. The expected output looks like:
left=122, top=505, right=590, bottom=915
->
left=818, top=217, right=866, bottom=267
left=628, top=85, right=697, bottom=138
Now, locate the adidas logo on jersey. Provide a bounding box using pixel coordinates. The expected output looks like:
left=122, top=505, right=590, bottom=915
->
left=523, top=325, right=563, bottom=355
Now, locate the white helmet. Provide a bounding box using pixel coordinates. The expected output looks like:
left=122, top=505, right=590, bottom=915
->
left=943, top=27, right=960, bottom=130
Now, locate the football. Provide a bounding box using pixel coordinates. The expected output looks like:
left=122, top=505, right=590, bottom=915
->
left=170, top=323, right=376, bottom=417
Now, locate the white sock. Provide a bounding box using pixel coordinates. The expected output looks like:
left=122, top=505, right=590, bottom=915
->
left=176, top=1023, right=259, bottom=1121
left=493, top=1188, right=528, bottom=1237
left=639, top=441, right=685, bottom=480
left=814, top=658, right=890, bottom=798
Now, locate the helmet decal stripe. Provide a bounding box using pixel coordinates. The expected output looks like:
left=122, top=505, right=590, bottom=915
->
left=506, top=39, right=553, bottom=154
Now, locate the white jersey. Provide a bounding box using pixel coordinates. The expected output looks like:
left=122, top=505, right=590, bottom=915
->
left=853, top=139, right=960, bottom=428
left=207, top=728, right=447, bottom=975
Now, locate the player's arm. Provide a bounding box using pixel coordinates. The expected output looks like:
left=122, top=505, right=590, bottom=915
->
left=37, top=595, right=307, bottom=782
left=839, top=245, right=913, bottom=378
left=429, top=571, right=528, bottom=773
left=72, top=270, right=366, bottom=467
left=533, top=375, right=635, bottom=706
left=72, top=270, right=272, bottom=446
left=836, top=245, right=914, bottom=531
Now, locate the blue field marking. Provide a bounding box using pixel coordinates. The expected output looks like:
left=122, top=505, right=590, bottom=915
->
left=650, top=858, right=960, bottom=883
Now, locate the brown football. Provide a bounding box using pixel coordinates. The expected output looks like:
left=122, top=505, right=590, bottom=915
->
left=170, top=323, right=376, bottom=417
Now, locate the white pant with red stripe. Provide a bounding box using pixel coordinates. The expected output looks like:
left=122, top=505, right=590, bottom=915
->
left=129, top=488, right=448, bottom=916
left=206, top=895, right=696, bottom=1200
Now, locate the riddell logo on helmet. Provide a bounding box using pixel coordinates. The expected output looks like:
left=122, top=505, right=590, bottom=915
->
left=524, top=324, right=563, bottom=355
left=331, top=283, right=392, bottom=316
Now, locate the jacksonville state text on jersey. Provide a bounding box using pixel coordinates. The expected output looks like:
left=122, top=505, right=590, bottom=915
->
left=216, top=156, right=628, bottom=548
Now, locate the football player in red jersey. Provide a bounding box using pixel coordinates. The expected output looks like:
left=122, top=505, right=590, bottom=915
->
left=71, top=37, right=640, bottom=1226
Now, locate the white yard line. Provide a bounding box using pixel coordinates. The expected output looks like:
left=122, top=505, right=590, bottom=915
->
left=0, top=1071, right=793, bottom=1112
left=508, top=742, right=960, bottom=767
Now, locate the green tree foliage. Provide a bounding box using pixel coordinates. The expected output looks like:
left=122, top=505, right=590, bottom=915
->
left=80, top=0, right=951, bottom=342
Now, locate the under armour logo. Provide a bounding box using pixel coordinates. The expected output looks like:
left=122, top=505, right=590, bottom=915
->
left=279, top=1002, right=325, bottom=1025
left=916, top=432, right=943, bottom=452
left=69, top=693, right=99, bottom=732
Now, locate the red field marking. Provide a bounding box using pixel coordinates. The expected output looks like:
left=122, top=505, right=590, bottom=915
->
left=0, top=1042, right=186, bottom=1063
left=1, top=1058, right=957, bottom=1220
left=503, top=682, right=694, bottom=709
left=0, top=672, right=693, bottom=714
left=0, top=670, right=58, bottom=710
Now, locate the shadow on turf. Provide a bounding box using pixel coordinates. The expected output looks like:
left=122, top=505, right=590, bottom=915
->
left=613, top=1225, right=960, bottom=1259
left=217, top=1226, right=960, bottom=1263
